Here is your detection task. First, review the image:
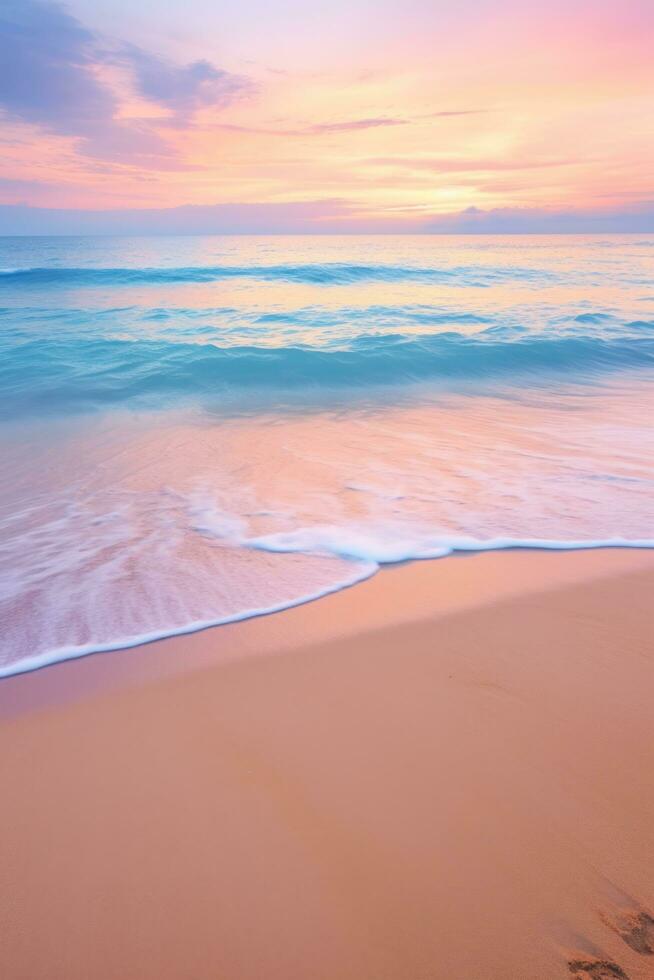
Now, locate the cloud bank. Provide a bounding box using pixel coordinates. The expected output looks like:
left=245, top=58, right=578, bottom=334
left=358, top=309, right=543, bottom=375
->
left=1, top=201, right=652, bottom=235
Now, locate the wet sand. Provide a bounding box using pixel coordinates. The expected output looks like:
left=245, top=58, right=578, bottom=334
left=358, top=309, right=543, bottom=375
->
left=1, top=549, right=653, bottom=979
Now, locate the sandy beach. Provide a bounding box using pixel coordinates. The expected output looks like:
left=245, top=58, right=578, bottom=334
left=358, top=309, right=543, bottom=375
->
left=4, top=2, right=654, bottom=977
left=1, top=549, right=654, bottom=980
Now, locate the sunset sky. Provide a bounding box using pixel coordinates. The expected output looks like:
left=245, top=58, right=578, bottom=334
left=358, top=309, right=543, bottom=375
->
left=1, top=0, right=653, bottom=231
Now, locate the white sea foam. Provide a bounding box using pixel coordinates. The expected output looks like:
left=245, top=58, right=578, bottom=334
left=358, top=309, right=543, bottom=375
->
left=246, top=526, right=654, bottom=564
left=0, top=560, right=376, bottom=679
left=1, top=234, right=653, bottom=680
left=2, top=520, right=653, bottom=679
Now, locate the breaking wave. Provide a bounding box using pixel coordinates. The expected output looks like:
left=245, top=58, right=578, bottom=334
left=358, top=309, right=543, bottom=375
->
left=2, top=326, right=654, bottom=418
left=1, top=233, right=653, bottom=677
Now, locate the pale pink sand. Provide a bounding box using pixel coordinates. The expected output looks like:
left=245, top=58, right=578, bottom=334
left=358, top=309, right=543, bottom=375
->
left=1, top=549, right=653, bottom=979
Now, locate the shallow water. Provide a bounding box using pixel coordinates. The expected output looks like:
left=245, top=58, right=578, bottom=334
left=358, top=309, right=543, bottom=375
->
left=1, top=235, right=653, bottom=675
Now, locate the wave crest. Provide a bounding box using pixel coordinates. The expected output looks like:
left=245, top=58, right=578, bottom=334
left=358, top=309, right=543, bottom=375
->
left=0, top=262, right=559, bottom=288
left=2, top=326, right=653, bottom=417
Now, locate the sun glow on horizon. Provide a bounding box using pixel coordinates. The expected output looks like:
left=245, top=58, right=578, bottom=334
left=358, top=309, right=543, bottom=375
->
left=0, top=0, right=652, bottom=231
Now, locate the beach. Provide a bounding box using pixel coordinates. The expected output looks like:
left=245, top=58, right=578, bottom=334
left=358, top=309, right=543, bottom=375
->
left=3, top=0, right=654, bottom=974
left=1, top=548, right=653, bottom=980
left=3, top=235, right=654, bottom=677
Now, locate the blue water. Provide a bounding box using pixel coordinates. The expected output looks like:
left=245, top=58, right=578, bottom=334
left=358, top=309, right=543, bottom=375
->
left=1, top=235, right=653, bottom=675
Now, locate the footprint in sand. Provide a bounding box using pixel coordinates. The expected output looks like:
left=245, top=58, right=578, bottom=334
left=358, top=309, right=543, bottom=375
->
left=568, top=957, right=629, bottom=980
left=602, top=908, right=654, bottom=956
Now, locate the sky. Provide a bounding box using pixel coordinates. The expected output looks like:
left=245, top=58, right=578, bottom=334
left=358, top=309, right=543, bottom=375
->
left=0, top=0, right=653, bottom=232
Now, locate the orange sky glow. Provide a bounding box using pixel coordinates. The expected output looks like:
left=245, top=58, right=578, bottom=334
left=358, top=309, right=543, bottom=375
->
left=0, top=0, right=652, bottom=230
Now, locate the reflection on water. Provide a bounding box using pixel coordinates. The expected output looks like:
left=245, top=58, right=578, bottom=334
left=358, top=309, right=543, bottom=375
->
left=0, top=235, right=653, bottom=674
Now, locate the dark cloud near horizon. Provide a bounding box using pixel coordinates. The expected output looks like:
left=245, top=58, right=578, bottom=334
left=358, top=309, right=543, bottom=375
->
left=424, top=203, right=654, bottom=234
left=0, top=0, right=250, bottom=163
left=1, top=200, right=653, bottom=235
left=0, top=199, right=355, bottom=234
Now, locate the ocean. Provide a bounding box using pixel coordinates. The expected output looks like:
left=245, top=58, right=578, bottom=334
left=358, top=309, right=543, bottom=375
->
left=1, top=234, right=653, bottom=676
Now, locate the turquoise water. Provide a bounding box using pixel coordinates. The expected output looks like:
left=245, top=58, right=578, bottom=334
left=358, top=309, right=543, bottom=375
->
left=1, top=235, right=653, bottom=674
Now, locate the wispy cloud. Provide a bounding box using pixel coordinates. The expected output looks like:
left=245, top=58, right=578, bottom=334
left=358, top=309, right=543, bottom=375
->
left=0, top=1, right=119, bottom=143
left=421, top=109, right=489, bottom=118
left=213, top=108, right=490, bottom=139
left=115, top=44, right=252, bottom=125
left=216, top=116, right=408, bottom=137
left=0, top=0, right=250, bottom=163
left=308, top=116, right=406, bottom=134
left=366, top=156, right=581, bottom=173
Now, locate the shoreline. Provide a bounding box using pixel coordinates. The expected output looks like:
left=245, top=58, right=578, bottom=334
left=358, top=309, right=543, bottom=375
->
left=1, top=549, right=654, bottom=978
left=3, top=541, right=654, bottom=686
left=1, top=545, right=653, bottom=711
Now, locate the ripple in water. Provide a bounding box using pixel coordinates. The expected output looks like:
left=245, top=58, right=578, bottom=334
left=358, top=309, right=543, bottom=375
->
left=0, top=234, right=653, bottom=675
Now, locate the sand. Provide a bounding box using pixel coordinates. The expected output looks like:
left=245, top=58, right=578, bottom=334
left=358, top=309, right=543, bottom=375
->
left=1, top=549, right=653, bottom=980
